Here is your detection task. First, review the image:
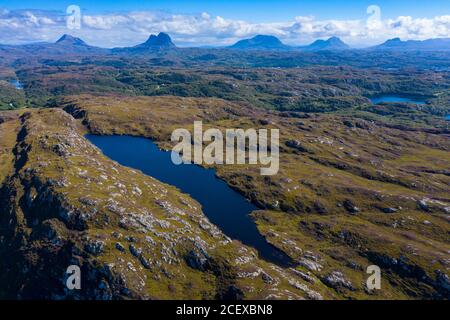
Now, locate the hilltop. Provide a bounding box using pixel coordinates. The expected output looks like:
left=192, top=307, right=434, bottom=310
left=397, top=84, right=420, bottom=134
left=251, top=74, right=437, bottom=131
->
left=56, top=34, right=88, bottom=46
left=113, top=32, right=177, bottom=53
left=230, top=35, right=290, bottom=50
left=301, top=37, right=350, bottom=51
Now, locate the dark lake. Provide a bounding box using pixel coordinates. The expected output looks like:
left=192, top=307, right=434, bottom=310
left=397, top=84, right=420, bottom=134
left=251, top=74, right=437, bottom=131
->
left=370, top=95, right=426, bottom=105
left=86, top=134, right=293, bottom=267
left=10, top=80, right=23, bottom=90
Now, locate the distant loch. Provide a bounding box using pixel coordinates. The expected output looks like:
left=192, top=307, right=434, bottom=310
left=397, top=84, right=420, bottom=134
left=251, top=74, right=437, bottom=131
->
left=10, top=80, right=23, bottom=90
left=370, top=95, right=426, bottom=105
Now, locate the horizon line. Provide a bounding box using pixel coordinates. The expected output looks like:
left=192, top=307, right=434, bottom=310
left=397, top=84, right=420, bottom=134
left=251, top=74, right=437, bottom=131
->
left=2, top=32, right=449, bottom=50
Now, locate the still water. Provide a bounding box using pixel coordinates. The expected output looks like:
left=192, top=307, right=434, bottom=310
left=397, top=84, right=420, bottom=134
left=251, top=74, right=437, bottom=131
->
left=370, top=95, right=426, bottom=105
left=10, top=80, right=23, bottom=90
left=87, top=134, right=293, bottom=267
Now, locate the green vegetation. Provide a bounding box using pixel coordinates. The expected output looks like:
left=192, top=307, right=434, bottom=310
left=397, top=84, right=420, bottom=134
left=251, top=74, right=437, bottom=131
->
left=0, top=47, right=448, bottom=300
left=4, top=62, right=448, bottom=131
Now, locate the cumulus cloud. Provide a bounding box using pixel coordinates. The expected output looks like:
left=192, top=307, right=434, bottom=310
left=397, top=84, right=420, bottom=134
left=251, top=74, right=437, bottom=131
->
left=0, top=8, right=449, bottom=47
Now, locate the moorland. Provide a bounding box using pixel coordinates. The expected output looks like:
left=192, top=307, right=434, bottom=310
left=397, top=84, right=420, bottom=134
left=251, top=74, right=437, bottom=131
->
left=0, top=33, right=449, bottom=299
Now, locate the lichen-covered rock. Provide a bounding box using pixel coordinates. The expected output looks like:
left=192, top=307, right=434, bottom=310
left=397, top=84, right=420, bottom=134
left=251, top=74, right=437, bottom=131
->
left=323, top=271, right=353, bottom=290
left=85, top=240, right=105, bottom=256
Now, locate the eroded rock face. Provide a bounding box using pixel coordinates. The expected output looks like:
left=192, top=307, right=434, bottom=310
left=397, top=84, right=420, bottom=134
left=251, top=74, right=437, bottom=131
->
left=185, top=249, right=209, bottom=271
left=0, top=109, right=327, bottom=300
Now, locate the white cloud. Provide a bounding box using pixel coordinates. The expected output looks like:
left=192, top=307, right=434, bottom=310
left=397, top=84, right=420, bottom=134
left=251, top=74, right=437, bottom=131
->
left=0, top=8, right=449, bottom=47
left=82, top=15, right=130, bottom=30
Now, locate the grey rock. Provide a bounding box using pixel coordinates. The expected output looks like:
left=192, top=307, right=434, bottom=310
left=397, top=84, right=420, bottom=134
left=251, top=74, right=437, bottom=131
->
left=435, top=270, right=450, bottom=293
left=343, top=199, right=360, bottom=214
left=261, top=272, right=275, bottom=284
left=129, top=244, right=141, bottom=257
left=418, top=199, right=430, bottom=212
left=185, top=250, right=209, bottom=271
left=298, top=258, right=322, bottom=272
left=125, top=236, right=137, bottom=242
left=115, top=242, right=125, bottom=252
left=323, top=271, right=353, bottom=290
left=290, top=268, right=315, bottom=283
left=85, top=240, right=105, bottom=255
left=139, top=255, right=151, bottom=269
left=285, top=140, right=311, bottom=153
left=381, top=207, right=398, bottom=213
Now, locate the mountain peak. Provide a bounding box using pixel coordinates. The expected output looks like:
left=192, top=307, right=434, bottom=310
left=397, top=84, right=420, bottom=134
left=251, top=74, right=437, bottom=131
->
left=304, top=36, right=349, bottom=51
left=142, top=32, right=176, bottom=48
left=327, top=36, right=345, bottom=44
left=56, top=34, right=87, bottom=46
left=382, top=38, right=403, bottom=46
left=252, top=35, right=281, bottom=41
left=230, top=35, right=288, bottom=50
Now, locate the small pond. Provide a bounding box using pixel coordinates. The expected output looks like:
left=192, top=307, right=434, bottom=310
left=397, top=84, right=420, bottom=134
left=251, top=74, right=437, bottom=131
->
left=10, top=80, right=23, bottom=90
left=370, top=95, right=426, bottom=105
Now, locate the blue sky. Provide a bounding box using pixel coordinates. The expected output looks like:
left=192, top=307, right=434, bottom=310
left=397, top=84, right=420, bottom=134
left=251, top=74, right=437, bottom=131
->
left=2, top=0, right=448, bottom=22
left=0, top=0, right=449, bottom=47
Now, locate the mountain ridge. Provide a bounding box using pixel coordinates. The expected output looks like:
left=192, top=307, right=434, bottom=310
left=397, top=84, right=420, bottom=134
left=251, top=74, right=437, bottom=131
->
left=300, top=36, right=350, bottom=51
left=229, top=35, right=290, bottom=50
left=2, top=33, right=450, bottom=52
left=113, top=32, right=177, bottom=53
left=373, top=37, right=450, bottom=51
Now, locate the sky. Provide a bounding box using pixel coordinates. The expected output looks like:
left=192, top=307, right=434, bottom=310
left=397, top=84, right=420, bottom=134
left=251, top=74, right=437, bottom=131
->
left=0, top=0, right=449, bottom=47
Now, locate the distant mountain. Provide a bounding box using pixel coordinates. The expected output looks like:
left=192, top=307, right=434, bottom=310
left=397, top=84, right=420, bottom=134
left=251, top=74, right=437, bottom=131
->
left=55, top=34, right=88, bottom=46
left=114, top=32, right=176, bottom=53
left=8, top=34, right=108, bottom=56
left=50, top=34, right=106, bottom=53
left=301, top=37, right=350, bottom=51
left=148, top=33, right=175, bottom=47
left=373, top=37, right=450, bottom=51
left=229, top=35, right=290, bottom=50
